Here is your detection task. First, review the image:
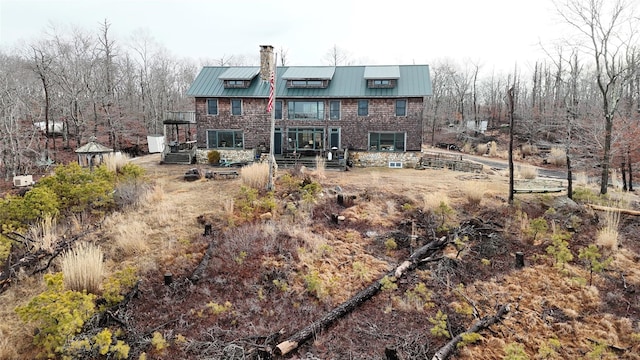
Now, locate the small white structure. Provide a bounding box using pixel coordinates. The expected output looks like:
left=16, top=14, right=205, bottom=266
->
left=13, top=175, right=35, bottom=187
left=147, top=135, right=165, bottom=153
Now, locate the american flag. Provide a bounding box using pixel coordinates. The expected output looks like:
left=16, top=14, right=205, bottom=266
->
left=266, top=70, right=275, bottom=113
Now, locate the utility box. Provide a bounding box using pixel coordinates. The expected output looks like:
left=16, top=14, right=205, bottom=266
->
left=13, top=175, right=35, bottom=187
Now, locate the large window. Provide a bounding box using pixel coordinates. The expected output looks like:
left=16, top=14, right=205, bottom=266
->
left=330, top=101, right=340, bottom=120
left=288, top=101, right=325, bottom=120
left=207, top=130, right=244, bottom=149
left=287, top=128, right=324, bottom=151
left=275, top=100, right=283, bottom=120
left=358, top=100, right=369, bottom=116
left=395, top=99, right=407, bottom=116
left=369, top=132, right=405, bottom=152
left=231, top=99, right=242, bottom=115
left=207, top=99, right=218, bottom=115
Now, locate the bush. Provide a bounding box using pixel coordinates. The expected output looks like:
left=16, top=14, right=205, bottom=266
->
left=548, top=147, right=567, bottom=166
left=241, top=162, right=269, bottom=189
left=15, top=273, right=96, bottom=358
left=207, top=150, right=221, bottom=164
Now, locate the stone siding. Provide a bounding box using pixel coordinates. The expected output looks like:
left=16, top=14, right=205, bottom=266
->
left=348, top=151, right=422, bottom=168
left=195, top=149, right=256, bottom=165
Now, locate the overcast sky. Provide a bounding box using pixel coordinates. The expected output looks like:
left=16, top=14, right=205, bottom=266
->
left=1, top=0, right=564, bottom=73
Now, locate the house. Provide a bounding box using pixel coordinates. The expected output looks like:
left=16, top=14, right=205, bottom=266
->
left=185, top=63, right=432, bottom=167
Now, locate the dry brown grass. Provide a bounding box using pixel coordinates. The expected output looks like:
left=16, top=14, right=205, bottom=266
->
left=520, top=144, right=538, bottom=157
left=104, top=212, right=151, bottom=255
left=422, top=192, right=450, bottom=212
left=548, top=147, right=567, bottom=166
left=596, top=208, right=620, bottom=251
left=488, top=141, right=498, bottom=157
left=241, top=162, right=270, bottom=189
left=463, top=183, right=485, bottom=207
left=28, top=215, right=57, bottom=252
left=314, top=155, right=326, bottom=180
left=458, top=264, right=630, bottom=359
left=476, top=143, right=488, bottom=155
left=515, top=164, right=537, bottom=179
left=103, top=152, right=130, bottom=173
left=61, top=242, right=104, bottom=294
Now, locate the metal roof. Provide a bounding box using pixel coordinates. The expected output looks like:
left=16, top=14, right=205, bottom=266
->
left=186, top=65, right=432, bottom=98
left=363, top=65, right=400, bottom=79
left=218, top=67, right=260, bottom=80
left=75, top=140, right=113, bottom=153
left=281, top=67, right=335, bottom=80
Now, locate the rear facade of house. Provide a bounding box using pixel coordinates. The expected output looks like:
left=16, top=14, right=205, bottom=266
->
left=186, top=64, right=432, bottom=158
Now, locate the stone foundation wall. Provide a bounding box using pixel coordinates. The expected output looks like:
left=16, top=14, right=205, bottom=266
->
left=349, top=151, right=422, bottom=168
left=195, top=149, right=256, bottom=164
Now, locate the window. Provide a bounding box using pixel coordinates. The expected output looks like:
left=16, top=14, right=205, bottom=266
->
left=287, top=128, right=324, bottom=150
left=207, top=99, right=218, bottom=115
left=288, top=101, right=325, bottom=120
left=368, top=79, right=396, bottom=88
left=224, top=80, right=249, bottom=88
left=395, top=99, right=407, bottom=116
left=206, top=130, right=243, bottom=149
left=358, top=100, right=369, bottom=116
left=287, top=79, right=328, bottom=88
left=275, top=100, right=283, bottom=120
left=330, top=101, right=340, bottom=120
left=231, top=99, right=242, bottom=115
left=369, top=132, right=405, bottom=152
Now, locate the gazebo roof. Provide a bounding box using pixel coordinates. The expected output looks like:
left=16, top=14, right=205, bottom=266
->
left=75, top=137, right=113, bottom=154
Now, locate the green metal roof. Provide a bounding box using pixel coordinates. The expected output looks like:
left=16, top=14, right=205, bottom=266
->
left=186, top=65, right=432, bottom=98
left=281, top=66, right=335, bottom=80
left=363, top=65, right=400, bottom=79
left=218, top=67, right=260, bottom=80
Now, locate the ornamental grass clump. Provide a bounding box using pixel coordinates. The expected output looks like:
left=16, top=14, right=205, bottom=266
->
left=61, top=242, right=104, bottom=294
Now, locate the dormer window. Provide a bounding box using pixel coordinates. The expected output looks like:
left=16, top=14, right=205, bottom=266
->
left=368, top=79, right=396, bottom=88
left=224, top=80, right=251, bottom=88
left=281, top=67, right=335, bottom=89
left=218, top=67, right=259, bottom=89
left=364, top=65, right=400, bottom=89
left=287, top=79, right=329, bottom=88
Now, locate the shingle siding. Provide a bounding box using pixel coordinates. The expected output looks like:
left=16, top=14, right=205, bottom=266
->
left=196, top=97, right=423, bottom=151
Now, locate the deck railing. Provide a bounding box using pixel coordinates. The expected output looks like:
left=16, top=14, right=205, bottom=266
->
left=164, top=111, right=196, bottom=123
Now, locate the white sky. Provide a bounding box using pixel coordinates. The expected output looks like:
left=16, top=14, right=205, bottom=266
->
left=0, top=0, right=565, bottom=73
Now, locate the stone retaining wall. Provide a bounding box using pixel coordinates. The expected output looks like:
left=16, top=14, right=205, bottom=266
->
left=195, top=149, right=256, bottom=165
left=349, top=151, right=422, bottom=168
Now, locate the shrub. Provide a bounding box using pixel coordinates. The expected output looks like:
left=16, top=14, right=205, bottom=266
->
left=241, top=162, right=269, bottom=189
left=314, top=155, right=326, bottom=180
left=516, top=165, right=537, bottom=179
left=597, top=208, right=620, bottom=251
left=207, top=150, right=221, bottom=164
left=101, top=266, right=138, bottom=308
left=488, top=141, right=498, bottom=156
left=579, top=245, right=612, bottom=286
left=476, top=143, right=488, bottom=155
left=429, top=310, right=450, bottom=338
left=503, top=342, right=529, bottom=359
left=546, top=230, right=573, bottom=268
left=521, top=144, right=538, bottom=157
left=15, top=273, right=96, bottom=358
left=37, top=163, right=116, bottom=215
left=61, top=242, right=104, bottom=294
left=548, top=147, right=567, bottom=166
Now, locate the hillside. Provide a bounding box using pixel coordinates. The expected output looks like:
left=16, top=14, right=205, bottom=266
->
left=1, top=154, right=639, bottom=359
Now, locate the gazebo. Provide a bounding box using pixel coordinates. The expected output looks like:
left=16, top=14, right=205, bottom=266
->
left=75, top=136, right=113, bottom=169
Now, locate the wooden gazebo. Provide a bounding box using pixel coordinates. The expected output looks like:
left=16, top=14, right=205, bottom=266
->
left=75, top=136, right=113, bottom=169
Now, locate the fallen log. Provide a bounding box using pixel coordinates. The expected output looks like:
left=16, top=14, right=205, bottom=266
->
left=275, top=236, right=449, bottom=356
left=587, top=204, right=640, bottom=216
left=189, top=241, right=216, bottom=284
left=431, top=303, right=510, bottom=360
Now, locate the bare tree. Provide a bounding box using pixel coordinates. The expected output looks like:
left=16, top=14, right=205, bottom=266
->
left=324, top=44, right=350, bottom=66
left=278, top=46, right=289, bottom=66
left=556, top=0, right=639, bottom=194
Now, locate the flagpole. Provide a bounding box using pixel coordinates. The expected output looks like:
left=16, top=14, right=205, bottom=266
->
left=267, top=54, right=277, bottom=191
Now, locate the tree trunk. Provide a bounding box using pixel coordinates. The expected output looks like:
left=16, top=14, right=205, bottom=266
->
left=431, top=304, right=510, bottom=360
left=507, top=86, right=515, bottom=204
left=275, top=236, right=449, bottom=356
